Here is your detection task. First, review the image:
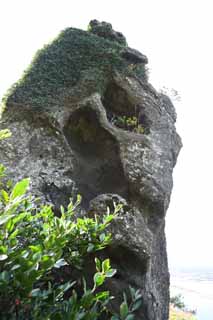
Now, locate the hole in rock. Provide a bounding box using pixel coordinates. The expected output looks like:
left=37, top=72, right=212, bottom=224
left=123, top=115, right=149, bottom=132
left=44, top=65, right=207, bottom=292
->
left=109, top=245, right=148, bottom=275
left=102, top=82, right=134, bottom=116
left=63, top=106, right=129, bottom=209
left=102, top=81, right=150, bottom=134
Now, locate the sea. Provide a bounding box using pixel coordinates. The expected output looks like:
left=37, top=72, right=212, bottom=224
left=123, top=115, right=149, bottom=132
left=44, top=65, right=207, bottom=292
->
left=170, top=268, right=213, bottom=320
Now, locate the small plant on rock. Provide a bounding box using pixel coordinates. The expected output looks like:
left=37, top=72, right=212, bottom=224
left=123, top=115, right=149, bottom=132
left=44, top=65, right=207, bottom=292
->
left=170, top=294, right=185, bottom=310
left=110, top=115, right=145, bottom=134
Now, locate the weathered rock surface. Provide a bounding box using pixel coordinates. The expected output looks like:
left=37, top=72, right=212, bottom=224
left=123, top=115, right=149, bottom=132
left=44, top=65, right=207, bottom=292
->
left=0, top=21, right=182, bottom=319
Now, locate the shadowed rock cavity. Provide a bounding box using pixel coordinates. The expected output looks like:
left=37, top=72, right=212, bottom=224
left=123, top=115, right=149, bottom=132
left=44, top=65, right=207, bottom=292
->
left=102, top=81, right=134, bottom=116
left=63, top=105, right=128, bottom=208
left=102, top=80, right=151, bottom=134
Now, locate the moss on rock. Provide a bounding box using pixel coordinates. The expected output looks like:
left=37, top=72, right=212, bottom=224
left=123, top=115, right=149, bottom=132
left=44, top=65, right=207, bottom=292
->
left=2, top=22, right=148, bottom=113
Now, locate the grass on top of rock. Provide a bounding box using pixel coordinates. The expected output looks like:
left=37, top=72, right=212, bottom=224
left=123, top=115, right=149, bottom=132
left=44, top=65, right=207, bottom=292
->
left=1, top=25, right=147, bottom=114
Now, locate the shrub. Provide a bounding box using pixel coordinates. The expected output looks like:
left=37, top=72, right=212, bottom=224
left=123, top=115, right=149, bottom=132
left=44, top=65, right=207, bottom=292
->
left=170, top=294, right=185, bottom=310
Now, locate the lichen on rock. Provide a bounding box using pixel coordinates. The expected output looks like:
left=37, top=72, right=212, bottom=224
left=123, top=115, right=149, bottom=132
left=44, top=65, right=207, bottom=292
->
left=0, top=20, right=182, bottom=319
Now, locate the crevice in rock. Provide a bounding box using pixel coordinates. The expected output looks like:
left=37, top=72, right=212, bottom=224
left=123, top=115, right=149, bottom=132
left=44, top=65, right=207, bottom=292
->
left=41, top=182, right=74, bottom=216
left=102, top=81, right=134, bottom=116
left=102, top=81, right=150, bottom=134
left=63, top=106, right=129, bottom=209
left=106, top=244, right=149, bottom=277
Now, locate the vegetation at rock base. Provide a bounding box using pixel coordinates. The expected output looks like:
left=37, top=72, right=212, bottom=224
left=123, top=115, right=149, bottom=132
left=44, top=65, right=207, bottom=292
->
left=169, top=306, right=197, bottom=320
left=170, top=294, right=186, bottom=310
left=0, top=130, right=143, bottom=319
left=169, top=295, right=197, bottom=320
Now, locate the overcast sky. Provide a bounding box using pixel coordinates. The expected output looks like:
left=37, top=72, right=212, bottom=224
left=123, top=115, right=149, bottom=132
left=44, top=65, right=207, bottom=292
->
left=0, top=0, right=213, bottom=270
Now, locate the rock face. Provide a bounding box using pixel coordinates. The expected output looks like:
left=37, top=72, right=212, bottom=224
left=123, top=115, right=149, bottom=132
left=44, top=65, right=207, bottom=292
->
left=0, top=21, right=182, bottom=319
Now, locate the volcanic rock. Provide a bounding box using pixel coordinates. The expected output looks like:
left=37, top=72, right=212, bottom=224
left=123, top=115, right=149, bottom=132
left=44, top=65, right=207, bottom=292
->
left=0, top=20, right=182, bottom=320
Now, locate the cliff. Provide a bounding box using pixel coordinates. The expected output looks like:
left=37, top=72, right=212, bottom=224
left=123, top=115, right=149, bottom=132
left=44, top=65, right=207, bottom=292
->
left=0, top=20, right=182, bottom=319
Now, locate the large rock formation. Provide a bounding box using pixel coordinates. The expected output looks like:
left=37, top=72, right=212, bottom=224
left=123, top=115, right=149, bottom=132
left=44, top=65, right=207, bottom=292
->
left=0, top=21, right=182, bottom=319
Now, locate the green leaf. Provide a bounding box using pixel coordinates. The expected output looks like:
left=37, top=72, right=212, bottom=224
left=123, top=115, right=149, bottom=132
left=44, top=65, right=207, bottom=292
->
left=11, top=264, right=21, bottom=271
left=87, top=243, right=95, bottom=253
left=31, top=288, right=41, bottom=297
left=0, top=271, right=10, bottom=282
left=5, top=219, right=14, bottom=233
left=13, top=212, right=28, bottom=225
left=54, top=258, right=68, bottom=268
left=129, top=286, right=136, bottom=300
left=6, top=180, right=13, bottom=190
left=120, top=301, right=129, bottom=319
left=134, top=290, right=142, bottom=300
left=0, top=129, right=11, bottom=140
left=9, top=229, right=18, bottom=239
left=76, top=194, right=82, bottom=205
left=0, top=164, right=6, bottom=178
left=95, top=291, right=109, bottom=301
left=21, top=250, right=29, bottom=259
left=1, top=190, right=9, bottom=204
left=103, top=214, right=114, bottom=224
left=125, top=315, right=135, bottom=320
left=102, top=258, right=110, bottom=272
left=95, top=257, right=101, bottom=272
left=114, top=204, right=123, bottom=214
left=58, top=281, right=75, bottom=293
left=105, top=269, right=116, bottom=278
left=76, top=311, right=86, bottom=320
left=29, top=245, right=42, bottom=253
left=10, top=178, right=30, bottom=200
left=0, top=254, right=8, bottom=261
left=0, top=214, right=14, bottom=226
left=99, top=233, right=105, bottom=242
left=132, top=300, right=142, bottom=311
left=60, top=205, right=65, bottom=215
left=0, top=246, right=7, bottom=254
left=80, top=289, right=94, bottom=308
left=32, top=252, right=42, bottom=262
left=94, top=272, right=105, bottom=287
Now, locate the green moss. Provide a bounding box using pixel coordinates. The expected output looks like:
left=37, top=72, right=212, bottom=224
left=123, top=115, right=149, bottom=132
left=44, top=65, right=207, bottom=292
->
left=2, top=26, right=147, bottom=113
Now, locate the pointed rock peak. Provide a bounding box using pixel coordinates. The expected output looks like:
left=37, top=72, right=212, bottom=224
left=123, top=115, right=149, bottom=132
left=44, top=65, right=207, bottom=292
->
left=88, top=19, right=127, bottom=46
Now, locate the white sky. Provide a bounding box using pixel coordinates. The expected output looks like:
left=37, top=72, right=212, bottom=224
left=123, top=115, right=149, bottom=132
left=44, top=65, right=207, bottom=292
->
left=0, top=0, right=213, bottom=270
